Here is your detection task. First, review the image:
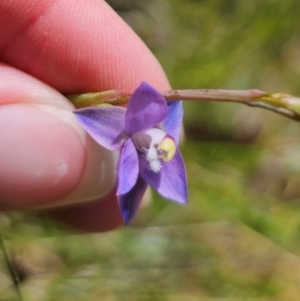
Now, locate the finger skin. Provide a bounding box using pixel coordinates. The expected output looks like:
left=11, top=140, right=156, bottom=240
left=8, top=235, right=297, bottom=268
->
left=47, top=188, right=123, bottom=233
left=0, top=0, right=171, bottom=231
left=0, top=63, right=116, bottom=210
left=0, top=0, right=169, bottom=92
left=0, top=103, right=85, bottom=207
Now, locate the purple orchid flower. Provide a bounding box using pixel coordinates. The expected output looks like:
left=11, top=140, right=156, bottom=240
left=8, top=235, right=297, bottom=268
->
left=74, top=82, right=187, bottom=224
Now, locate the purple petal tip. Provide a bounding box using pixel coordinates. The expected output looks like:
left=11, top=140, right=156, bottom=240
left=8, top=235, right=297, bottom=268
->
left=125, top=81, right=168, bottom=134
left=118, top=176, right=148, bottom=224
left=74, top=106, right=126, bottom=151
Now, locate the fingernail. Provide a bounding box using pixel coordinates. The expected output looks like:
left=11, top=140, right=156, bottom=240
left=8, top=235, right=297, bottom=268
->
left=0, top=104, right=114, bottom=209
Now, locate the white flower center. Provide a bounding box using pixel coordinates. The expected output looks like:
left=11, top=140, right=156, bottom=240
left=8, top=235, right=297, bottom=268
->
left=131, top=127, right=176, bottom=173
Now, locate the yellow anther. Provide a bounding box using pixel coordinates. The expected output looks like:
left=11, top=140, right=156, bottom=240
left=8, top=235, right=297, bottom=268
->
left=158, top=137, right=176, bottom=162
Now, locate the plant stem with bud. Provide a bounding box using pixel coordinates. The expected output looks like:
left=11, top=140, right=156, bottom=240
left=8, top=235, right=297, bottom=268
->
left=68, top=88, right=300, bottom=122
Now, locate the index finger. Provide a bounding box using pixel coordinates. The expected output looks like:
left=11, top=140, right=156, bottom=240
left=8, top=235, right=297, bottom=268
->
left=0, top=0, right=170, bottom=93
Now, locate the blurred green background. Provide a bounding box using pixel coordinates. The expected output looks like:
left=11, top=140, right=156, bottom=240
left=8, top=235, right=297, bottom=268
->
left=2, top=0, right=300, bottom=300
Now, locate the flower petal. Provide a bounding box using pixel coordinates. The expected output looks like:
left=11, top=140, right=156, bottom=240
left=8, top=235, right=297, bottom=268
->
left=163, top=101, right=183, bottom=145
left=117, top=139, right=139, bottom=195
left=125, top=82, right=168, bottom=134
left=118, top=176, right=148, bottom=224
left=139, top=149, right=187, bottom=204
left=74, top=106, right=126, bottom=150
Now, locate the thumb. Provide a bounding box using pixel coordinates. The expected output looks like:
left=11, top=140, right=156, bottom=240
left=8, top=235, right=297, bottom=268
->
left=0, top=63, right=116, bottom=209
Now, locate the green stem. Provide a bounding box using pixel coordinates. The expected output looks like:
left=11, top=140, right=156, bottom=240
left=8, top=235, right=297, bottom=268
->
left=0, top=235, right=24, bottom=301
left=67, top=89, right=300, bottom=122
left=162, top=89, right=300, bottom=121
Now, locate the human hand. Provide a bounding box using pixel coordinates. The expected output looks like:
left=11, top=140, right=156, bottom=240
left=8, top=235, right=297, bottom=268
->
left=0, top=0, right=171, bottom=232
